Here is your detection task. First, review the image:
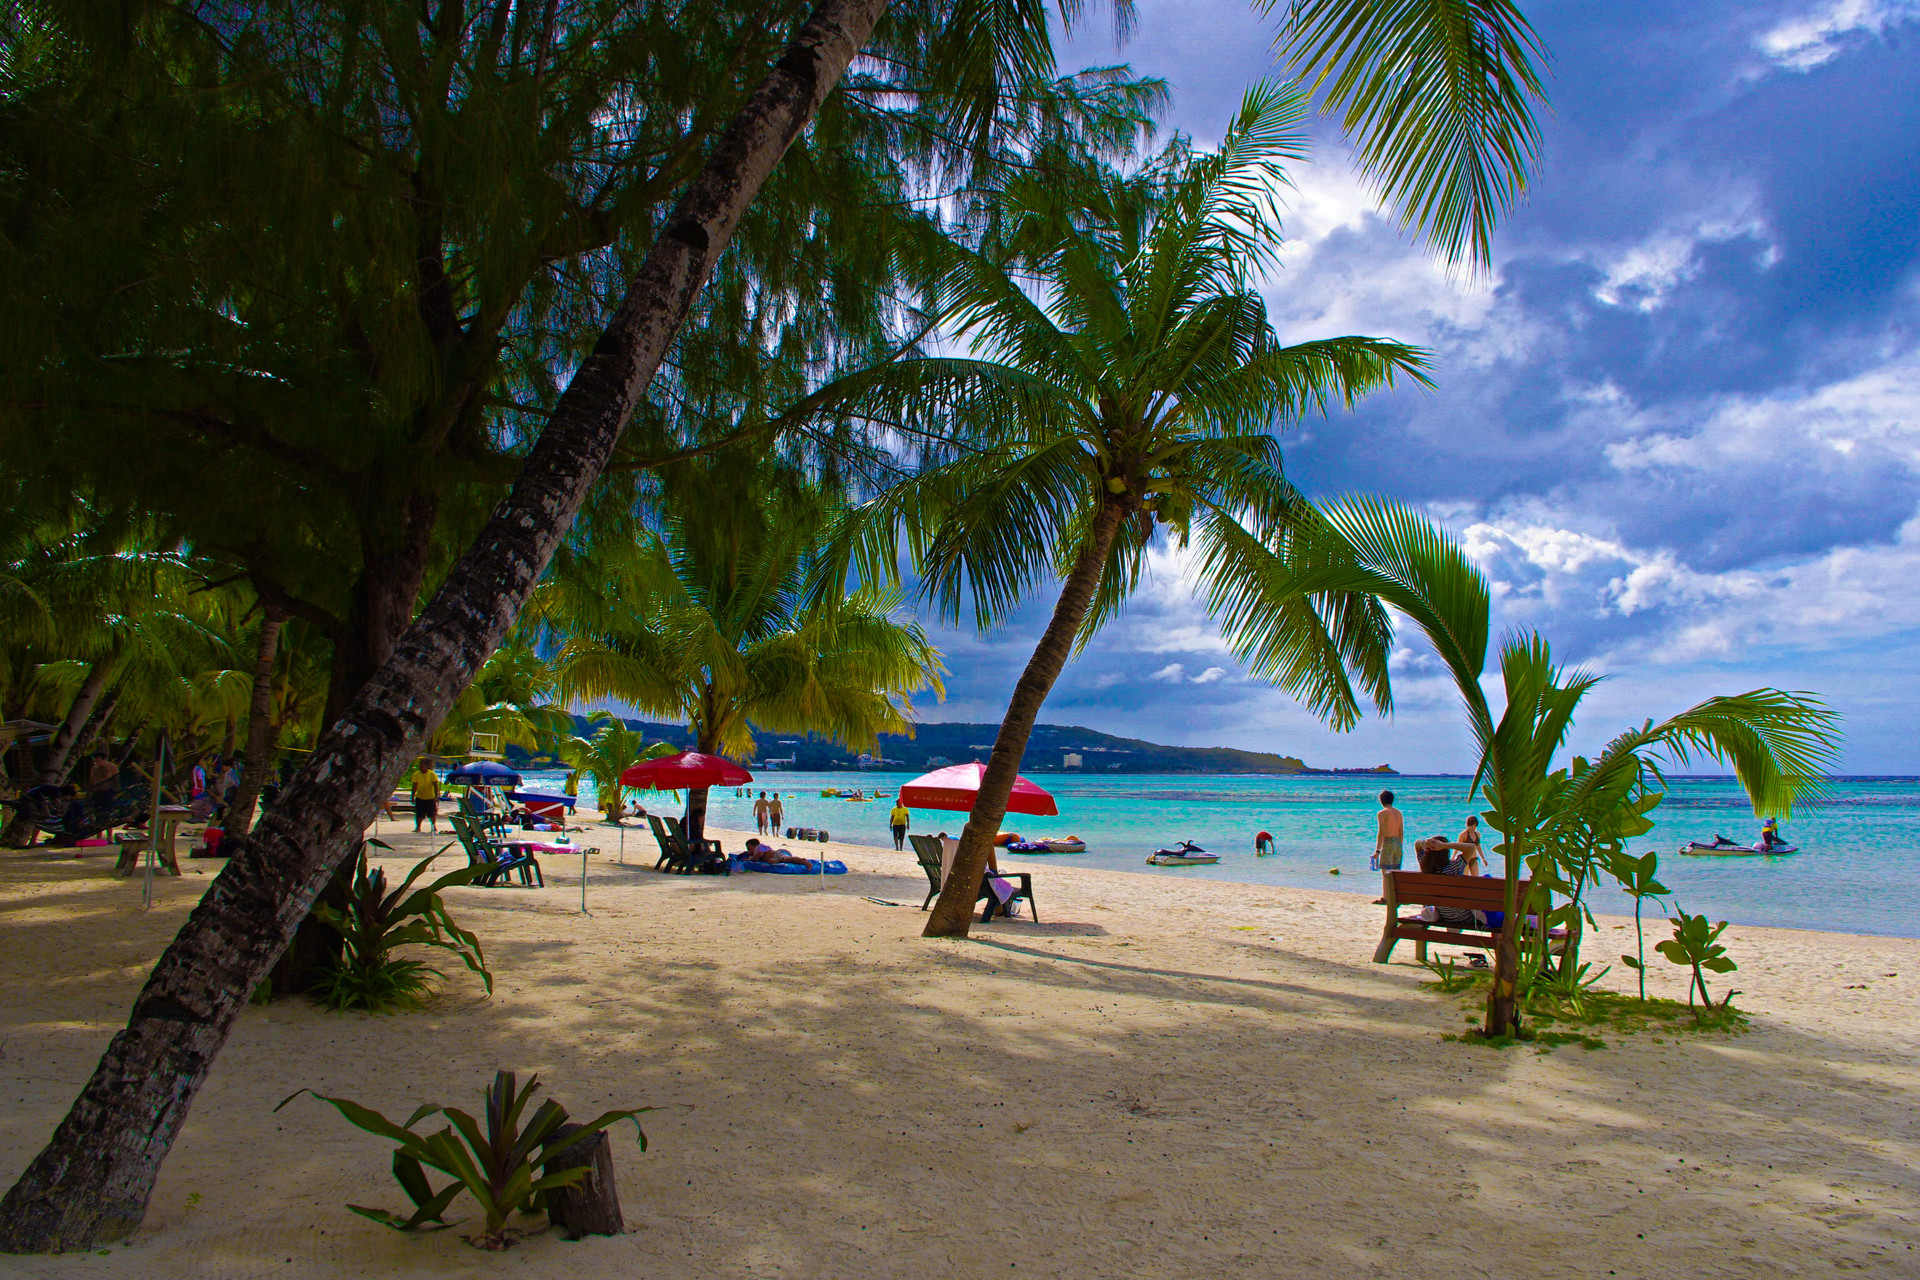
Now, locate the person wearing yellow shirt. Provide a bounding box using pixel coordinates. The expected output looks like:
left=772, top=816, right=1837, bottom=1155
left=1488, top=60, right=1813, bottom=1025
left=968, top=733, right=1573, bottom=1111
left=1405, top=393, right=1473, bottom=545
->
left=408, top=760, right=441, bottom=833
left=888, top=801, right=910, bottom=851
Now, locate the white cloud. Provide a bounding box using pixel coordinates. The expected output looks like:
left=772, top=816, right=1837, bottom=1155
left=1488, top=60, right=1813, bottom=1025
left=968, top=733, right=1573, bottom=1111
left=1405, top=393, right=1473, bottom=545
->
left=1755, top=0, right=1920, bottom=71
left=1147, top=662, right=1187, bottom=683
left=1590, top=211, right=1777, bottom=311
left=1189, top=666, right=1229, bottom=684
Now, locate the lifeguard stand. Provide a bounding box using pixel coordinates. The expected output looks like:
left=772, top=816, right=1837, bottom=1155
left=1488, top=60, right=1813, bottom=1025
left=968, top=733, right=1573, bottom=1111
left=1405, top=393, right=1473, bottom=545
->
left=467, top=731, right=506, bottom=760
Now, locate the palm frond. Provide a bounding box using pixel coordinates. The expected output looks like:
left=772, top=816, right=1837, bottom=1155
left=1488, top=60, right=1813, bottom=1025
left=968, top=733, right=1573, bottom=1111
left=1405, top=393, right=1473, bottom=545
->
left=1273, top=0, right=1550, bottom=271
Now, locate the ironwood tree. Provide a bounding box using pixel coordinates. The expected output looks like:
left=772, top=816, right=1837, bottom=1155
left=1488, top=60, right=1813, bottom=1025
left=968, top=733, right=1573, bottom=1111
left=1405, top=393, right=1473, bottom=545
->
left=0, top=0, right=1144, bottom=1252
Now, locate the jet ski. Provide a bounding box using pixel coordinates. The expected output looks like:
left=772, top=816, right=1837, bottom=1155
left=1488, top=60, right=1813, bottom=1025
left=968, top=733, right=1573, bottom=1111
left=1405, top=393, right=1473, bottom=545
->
left=1146, top=840, right=1219, bottom=866
left=1680, top=835, right=1801, bottom=857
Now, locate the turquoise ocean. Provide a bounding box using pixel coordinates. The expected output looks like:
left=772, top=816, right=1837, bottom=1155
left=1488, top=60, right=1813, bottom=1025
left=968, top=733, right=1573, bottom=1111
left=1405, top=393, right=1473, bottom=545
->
left=513, top=769, right=1919, bottom=939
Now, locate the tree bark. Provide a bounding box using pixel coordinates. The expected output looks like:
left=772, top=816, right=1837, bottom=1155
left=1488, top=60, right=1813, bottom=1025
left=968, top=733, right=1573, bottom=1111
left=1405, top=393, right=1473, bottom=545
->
left=323, top=490, right=440, bottom=728
left=924, top=501, right=1127, bottom=938
left=0, top=0, right=890, bottom=1252
left=541, top=1123, right=624, bottom=1239
left=1, top=660, right=113, bottom=848
left=685, top=785, right=711, bottom=844
left=1485, top=850, right=1527, bottom=1036
left=219, top=612, right=284, bottom=844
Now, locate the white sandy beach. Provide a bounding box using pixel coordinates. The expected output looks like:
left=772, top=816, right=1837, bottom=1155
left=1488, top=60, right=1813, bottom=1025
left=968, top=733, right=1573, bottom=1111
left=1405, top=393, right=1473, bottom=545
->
left=2, top=822, right=1917, bottom=1279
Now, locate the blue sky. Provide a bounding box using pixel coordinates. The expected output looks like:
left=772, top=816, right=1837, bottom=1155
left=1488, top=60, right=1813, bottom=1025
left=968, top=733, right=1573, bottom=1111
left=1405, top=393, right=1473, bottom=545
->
left=908, top=0, right=1920, bottom=773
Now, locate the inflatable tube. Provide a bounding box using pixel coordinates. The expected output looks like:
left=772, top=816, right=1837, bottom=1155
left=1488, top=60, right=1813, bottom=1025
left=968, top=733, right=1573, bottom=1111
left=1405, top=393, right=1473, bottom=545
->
left=993, top=832, right=1021, bottom=847
left=729, top=855, right=848, bottom=875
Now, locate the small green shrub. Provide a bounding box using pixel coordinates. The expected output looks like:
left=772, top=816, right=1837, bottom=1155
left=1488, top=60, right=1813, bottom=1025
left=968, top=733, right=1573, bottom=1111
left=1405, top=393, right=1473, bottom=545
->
left=1641, top=906, right=1739, bottom=1020
left=1423, top=955, right=1490, bottom=993
left=278, top=1070, right=649, bottom=1249
left=311, top=841, right=492, bottom=1012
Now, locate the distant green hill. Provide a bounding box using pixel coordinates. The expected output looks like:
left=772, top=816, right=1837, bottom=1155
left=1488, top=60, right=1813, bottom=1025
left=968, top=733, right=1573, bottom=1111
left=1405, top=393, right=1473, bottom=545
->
left=515, top=715, right=1394, bottom=776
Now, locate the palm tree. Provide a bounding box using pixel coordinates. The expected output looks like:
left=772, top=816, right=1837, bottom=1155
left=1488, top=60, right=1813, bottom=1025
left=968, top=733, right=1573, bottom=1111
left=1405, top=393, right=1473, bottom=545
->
left=1212, top=496, right=1842, bottom=1034
left=556, top=713, right=672, bottom=823
left=0, top=0, right=1554, bottom=1248
left=542, top=456, right=944, bottom=842
left=795, top=84, right=1426, bottom=936
left=428, top=638, right=573, bottom=762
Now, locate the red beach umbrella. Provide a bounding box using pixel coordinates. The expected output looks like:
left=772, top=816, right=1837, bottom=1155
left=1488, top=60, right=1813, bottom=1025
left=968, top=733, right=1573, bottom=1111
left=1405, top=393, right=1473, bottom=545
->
left=619, top=752, right=753, bottom=789
left=898, top=761, right=1058, bottom=816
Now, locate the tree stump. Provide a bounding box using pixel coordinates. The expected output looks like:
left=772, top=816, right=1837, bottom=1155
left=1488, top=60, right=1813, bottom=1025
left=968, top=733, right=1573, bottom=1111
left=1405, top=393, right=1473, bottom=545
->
left=542, top=1122, right=624, bottom=1239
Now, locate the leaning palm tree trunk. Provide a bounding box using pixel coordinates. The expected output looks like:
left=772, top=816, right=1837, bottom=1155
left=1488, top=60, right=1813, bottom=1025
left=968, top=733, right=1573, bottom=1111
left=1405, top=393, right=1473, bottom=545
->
left=218, top=610, right=284, bottom=844
left=0, top=0, right=887, bottom=1252
left=925, top=504, right=1125, bottom=937
left=0, top=659, right=113, bottom=848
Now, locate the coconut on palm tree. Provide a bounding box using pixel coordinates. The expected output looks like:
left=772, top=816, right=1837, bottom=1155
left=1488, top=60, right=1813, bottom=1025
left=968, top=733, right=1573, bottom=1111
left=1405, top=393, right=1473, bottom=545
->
left=794, top=83, right=1430, bottom=936
left=542, top=455, right=944, bottom=842
left=1210, top=496, right=1842, bottom=1034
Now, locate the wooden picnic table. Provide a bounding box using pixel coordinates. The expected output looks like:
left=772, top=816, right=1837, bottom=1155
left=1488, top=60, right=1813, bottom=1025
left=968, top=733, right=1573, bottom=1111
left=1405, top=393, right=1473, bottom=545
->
left=115, top=805, right=189, bottom=877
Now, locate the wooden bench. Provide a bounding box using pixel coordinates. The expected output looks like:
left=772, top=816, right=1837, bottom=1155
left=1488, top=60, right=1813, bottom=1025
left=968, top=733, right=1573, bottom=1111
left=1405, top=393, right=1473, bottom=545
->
left=1372, top=871, right=1572, bottom=964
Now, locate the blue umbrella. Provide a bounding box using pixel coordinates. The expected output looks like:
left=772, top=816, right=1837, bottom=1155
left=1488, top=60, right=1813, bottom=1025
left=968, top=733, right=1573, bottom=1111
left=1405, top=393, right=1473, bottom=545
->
left=445, top=760, right=522, bottom=786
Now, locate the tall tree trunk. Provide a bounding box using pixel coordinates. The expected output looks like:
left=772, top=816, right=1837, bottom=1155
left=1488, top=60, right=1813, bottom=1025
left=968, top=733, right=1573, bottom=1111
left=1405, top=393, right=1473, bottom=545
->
left=1, top=660, right=113, bottom=848
left=70, top=692, right=120, bottom=768
left=685, top=785, right=711, bottom=843
left=280, top=493, right=441, bottom=995
left=924, top=501, right=1127, bottom=938
left=323, top=490, right=439, bottom=727
left=685, top=724, right=722, bottom=842
left=0, top=0, right=889, bottom=1252
left=219, top=612, right=284, bottom=842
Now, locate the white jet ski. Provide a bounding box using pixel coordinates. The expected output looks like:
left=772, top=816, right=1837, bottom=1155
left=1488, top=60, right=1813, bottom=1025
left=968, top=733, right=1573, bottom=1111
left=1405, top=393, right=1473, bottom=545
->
left=1146, top=840, right=1219, bottom=866
left=1680, top=835, right=1801, bottom=857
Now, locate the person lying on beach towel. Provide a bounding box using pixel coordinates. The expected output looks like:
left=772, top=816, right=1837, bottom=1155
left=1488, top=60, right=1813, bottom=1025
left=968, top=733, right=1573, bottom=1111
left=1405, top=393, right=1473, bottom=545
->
left=742, top=838, right=814, bottom=868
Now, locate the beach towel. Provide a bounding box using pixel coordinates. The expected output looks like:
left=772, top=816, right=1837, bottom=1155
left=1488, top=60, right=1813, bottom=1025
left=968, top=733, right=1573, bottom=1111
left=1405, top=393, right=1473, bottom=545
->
left=729, top=856, right=847, bottom=876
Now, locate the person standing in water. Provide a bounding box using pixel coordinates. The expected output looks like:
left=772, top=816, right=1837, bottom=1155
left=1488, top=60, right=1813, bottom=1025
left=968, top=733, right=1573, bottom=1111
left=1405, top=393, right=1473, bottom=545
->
left=1373, top=790, right=1403, bottom=903
left=889, top=798, right=911, bottom=850
left=769, top=792, right=785, bottom=834
left=752, top=791, right=770, bottom=835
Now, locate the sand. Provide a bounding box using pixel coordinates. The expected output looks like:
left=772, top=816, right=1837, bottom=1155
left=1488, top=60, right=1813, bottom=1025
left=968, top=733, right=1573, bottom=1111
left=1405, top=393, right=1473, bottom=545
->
left=2, top=820, right=1917, bottom=1278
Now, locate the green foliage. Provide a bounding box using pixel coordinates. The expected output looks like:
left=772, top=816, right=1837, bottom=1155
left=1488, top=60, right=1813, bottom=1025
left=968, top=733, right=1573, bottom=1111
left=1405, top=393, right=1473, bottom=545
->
left=545, top=455, right=945, bottom=764
left=1271, top=0, right=1551, bottom=272
left=1652, top=908, right=1739, bottom=1019
left=311, top=842, right=493, bottom=1013
left=1438, top=984, right=1746, bottom=1051
left=799, top=84, right=1423, bottom=720
left=554, top=714, right=675, bottom=822
left=1524, top=959, right=1611, bottom=1024
left=1608, top=848, right=1670, bottom=1001
left=277, top=1070, right=649, bottom=1250
left=1219, top=494, right=1842, bottom=1033
left=2, top=0, right=1161, bottom=729
left=1422, top=954, right=1486, bottom=993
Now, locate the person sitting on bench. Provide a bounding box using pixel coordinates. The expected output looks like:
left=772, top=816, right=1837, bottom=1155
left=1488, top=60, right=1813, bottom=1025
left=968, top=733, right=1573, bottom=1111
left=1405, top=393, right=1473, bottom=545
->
left=742, top=838, right=812, bottom=868
left=1413, top=837, right=1483, bottom=925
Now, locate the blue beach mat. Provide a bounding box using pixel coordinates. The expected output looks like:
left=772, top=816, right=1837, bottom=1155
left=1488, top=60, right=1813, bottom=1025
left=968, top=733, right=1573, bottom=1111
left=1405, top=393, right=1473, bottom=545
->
left=729, top=855, right=847, bottom=876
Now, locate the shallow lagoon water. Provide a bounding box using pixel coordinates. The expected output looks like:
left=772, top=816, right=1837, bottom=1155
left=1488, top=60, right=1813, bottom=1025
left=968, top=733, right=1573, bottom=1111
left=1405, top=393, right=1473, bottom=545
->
left=516, top=769, right=1919, bottom=938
